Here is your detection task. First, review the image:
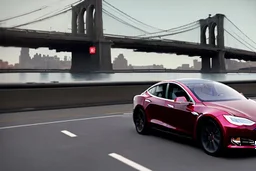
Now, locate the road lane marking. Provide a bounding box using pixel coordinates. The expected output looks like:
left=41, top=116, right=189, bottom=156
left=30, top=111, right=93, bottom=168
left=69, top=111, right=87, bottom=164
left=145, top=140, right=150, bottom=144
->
left=0, top=111, right=131, bottom=123
left=61, top=130, right=77, bottom=137
left=123, top=112, right=132, bottom=115
left=108, top=153, right=152, bottom=171
left=0, top=114, right=125, bottom=130
left=123, top=112, right=132, bottom=117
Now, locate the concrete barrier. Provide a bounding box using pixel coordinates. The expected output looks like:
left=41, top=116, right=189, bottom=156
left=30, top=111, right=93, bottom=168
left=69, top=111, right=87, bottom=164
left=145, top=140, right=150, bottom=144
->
left=0, top=80, right=256, bottom=113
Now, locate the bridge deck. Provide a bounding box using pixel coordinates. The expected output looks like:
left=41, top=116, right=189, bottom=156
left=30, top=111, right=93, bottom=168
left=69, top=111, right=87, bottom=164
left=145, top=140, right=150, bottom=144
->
left=0, top=28, right=256, bottom=60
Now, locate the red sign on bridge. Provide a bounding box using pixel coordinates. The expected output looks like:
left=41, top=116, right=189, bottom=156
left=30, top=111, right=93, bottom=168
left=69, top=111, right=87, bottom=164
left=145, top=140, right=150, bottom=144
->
left=89, top=46, right=96, bottom=54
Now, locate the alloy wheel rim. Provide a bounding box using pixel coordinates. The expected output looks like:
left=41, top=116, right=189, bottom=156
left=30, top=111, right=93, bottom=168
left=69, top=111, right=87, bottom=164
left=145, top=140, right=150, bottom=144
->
left=201, top=122, right=221, bottom=153
left=135, top=111, right=145, bottom=132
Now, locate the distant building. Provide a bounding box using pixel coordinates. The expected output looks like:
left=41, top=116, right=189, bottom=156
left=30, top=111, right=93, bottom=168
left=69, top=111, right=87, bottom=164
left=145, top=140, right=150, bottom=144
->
left=113, top=54, right=128, bottom=69
left=176, top=64, right=191, bottom=70
left=0, top=60, right=8, bottom=69
left=225, top=59, right=256, bottom=70
left=193, top=59, right=201, bottom=70
left=175, top=58, right=256, bottom=71
left=19, top=48, right=31, bottom=68
left=112, top=53, right=165, bottom=70
left=132, top=64, right=164, bottom=69
left=16, top=48, right=71, bottom=69
left=0, top=59, right=16, bottom=69
left=3, top=48, right=256, bottom=70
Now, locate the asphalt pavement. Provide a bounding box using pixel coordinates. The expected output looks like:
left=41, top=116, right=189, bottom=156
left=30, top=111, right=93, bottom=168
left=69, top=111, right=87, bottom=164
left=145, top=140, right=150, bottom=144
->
left=1, top=100, right=256, bottom=171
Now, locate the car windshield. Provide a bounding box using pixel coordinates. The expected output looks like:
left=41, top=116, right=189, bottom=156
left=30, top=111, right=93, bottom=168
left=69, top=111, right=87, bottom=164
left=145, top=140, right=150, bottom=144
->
left=184, top=81, right=247, bottom=102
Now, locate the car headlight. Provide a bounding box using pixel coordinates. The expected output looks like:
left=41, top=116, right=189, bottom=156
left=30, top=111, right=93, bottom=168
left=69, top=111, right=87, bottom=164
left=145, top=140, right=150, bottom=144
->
left=223, top=115, right=255, bottom=126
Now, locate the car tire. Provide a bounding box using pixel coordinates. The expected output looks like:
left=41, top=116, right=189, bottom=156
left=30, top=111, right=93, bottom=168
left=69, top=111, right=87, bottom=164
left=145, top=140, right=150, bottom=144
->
left=199, top=119, right=224, bottom=156
left=133, top=108, right=150, bottom=135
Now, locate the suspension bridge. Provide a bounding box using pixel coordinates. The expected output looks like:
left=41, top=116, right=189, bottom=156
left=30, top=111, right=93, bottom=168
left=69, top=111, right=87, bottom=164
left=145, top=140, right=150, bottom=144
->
left=0, top=0, right=256, bottom=73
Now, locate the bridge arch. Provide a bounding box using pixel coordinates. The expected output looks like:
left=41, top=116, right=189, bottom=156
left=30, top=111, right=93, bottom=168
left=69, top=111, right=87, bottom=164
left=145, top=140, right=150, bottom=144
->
left=213, top=24, right=218, bottom=46
left=71, top=9, right=79, bottom=34
left=202, top=25, right=209, bottom=45
left=86, top=4, right=96, bottom=37
left=78, top=7, right=86, bottom=34
left=76, top=4, right=96, bottom=36
left=209, top=22, right=217, bottom=46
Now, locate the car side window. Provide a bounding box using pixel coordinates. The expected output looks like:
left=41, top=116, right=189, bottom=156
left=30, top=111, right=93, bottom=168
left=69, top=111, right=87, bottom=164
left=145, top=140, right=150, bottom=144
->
left=167, top=83, right=192, bottom=102
left=148, top=86, right=156, bottom=95
left=148, top=83, right=167, bottom=98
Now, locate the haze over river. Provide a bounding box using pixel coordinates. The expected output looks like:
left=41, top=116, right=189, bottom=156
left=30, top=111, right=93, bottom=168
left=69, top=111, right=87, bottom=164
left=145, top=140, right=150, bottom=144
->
left=0, top=72, right=256, bottom=83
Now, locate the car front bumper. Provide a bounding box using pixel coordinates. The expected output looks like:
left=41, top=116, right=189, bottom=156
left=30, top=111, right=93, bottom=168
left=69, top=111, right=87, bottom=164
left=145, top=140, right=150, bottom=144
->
left=218, top=115, right=256, bottom=149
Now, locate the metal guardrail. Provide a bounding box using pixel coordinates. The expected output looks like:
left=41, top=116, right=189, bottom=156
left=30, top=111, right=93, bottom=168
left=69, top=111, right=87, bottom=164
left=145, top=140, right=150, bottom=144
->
left=0, top=80, right=256, bottom=113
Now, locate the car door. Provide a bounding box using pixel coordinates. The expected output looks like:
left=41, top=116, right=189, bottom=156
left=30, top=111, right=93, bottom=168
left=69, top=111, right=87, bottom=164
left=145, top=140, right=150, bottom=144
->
left=164, top=83, right=198, bottom=136
left=163, top=99, right=177, bottom=129
left=144, top=83, right=168, bottom=126
left=173, top=101, right=198, bottom=136
left=163, top=83, right=180, bottom=130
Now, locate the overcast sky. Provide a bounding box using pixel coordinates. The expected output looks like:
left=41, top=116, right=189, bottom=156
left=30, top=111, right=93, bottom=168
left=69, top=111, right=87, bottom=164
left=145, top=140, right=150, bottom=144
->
left=0, top=0, right=256, bottom=68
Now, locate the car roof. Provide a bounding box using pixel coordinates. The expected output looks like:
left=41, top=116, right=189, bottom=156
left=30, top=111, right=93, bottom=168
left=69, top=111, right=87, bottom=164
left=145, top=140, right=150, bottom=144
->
left=160, top=78, right=215, bottom=84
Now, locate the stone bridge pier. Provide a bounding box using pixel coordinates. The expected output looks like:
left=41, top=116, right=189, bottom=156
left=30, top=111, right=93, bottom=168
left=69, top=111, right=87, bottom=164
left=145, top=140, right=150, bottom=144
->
left=200, top=14, right=226, bottom=73
left=70, top=0, right=112, bottom=72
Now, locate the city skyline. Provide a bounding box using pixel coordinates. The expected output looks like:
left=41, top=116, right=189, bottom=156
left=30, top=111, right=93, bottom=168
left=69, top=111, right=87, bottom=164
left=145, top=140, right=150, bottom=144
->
left=1, top=0, right=256, bottom=68
left=1, top=48, right=254, bottom=71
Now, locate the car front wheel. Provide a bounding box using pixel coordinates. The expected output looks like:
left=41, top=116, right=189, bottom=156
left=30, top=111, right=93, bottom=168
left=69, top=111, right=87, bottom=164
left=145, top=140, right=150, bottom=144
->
left=200, top=119, right=223, bottom=156
left=133, top=108, right=150, bottom=135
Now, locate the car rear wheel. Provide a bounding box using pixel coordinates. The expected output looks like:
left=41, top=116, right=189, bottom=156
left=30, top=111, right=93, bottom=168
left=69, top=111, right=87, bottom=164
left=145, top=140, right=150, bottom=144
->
left=200, top=119, right=223, bottom=156
left=133, top=108, right=150, bottom=135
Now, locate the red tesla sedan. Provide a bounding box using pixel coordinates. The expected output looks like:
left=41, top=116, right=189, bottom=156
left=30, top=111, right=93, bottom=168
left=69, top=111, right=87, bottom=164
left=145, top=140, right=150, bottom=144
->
left=132, top=78, right=256, bottom=156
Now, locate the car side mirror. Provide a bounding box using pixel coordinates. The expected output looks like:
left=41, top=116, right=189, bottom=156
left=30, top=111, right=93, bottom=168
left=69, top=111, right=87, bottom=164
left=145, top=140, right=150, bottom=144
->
left=174, top=96, right=188, bottom=103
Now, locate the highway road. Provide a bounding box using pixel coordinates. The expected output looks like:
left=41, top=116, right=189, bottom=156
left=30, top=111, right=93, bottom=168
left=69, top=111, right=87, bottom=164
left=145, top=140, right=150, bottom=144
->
left=1, top=101, right=256, bottom=171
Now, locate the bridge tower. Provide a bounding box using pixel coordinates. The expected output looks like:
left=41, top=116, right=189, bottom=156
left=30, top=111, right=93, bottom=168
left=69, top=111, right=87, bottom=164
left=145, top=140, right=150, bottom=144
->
left=199, top=14, right=226, bottom=73
left=70, top=0, right=112, bottom=72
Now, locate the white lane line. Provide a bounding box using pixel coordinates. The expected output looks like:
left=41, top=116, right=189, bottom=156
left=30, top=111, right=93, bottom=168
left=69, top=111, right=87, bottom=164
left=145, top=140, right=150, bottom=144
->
left=0, top=114, right=124, bottom=130
left=61, top=130, right=77, bottom=137
left=123, top=112, right=132, bottom=115
left=108, top=153, right=152, bottom=171
left=123, top=112, right=132, bottom=117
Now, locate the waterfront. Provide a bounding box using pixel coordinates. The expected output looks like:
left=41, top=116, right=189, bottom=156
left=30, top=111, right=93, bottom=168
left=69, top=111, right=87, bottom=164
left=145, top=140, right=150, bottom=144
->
left=0, top=72, right=256, bottom=83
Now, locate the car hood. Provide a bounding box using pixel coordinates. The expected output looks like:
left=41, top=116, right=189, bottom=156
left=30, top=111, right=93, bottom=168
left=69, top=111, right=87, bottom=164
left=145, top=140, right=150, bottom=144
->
left=203, top=99, right=256, bottom=121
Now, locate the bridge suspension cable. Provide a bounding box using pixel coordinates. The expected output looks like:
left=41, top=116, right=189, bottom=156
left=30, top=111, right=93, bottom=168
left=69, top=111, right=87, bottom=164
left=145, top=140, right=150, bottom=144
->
left=0, top=0, right=72, bottom=23
left=11, top=7, right=71, bottom=28
left=136, top=20, right=199, bottom=37
left=141, top=24, right=200, bottom=39
left=102, top=0, right=164, bottom=32
left=0, top=6, right=48, bottom=23
left=10, top=0, right=83, bottom=28
left=224, top=29, right=256, bottom=52
left=103, top=8, right=149, bottom=34
left=226, top=29, right=256, bottom=51
left=225, top=16, right=256, bottom=47
left=34, top=0, right=82, bottom=21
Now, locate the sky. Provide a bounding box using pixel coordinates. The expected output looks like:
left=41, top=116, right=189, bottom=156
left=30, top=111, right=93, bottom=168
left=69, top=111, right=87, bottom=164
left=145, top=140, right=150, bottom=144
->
left=0, top=0, right=256, bottom=68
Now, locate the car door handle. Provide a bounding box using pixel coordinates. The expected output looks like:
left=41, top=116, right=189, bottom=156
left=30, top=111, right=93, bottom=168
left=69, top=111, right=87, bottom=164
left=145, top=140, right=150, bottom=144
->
left=145, top=99, right=151, bottom=103
left=167, top=104, right=174, bottom=108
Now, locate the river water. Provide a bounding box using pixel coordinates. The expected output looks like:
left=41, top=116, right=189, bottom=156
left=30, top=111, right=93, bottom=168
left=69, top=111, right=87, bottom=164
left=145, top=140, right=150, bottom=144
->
left=0, top=72, right=256, bottom=83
